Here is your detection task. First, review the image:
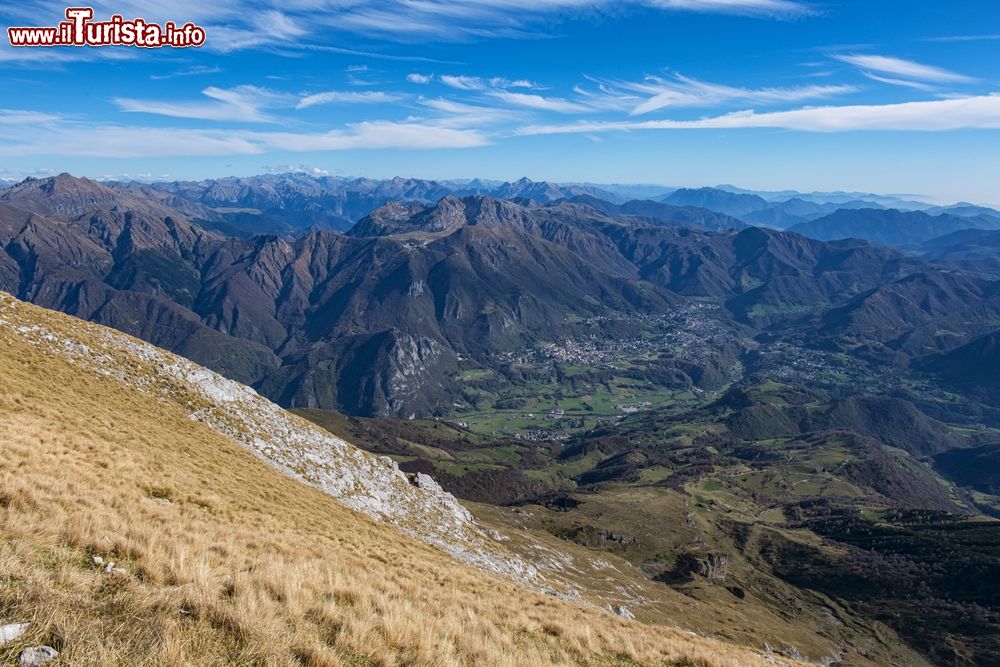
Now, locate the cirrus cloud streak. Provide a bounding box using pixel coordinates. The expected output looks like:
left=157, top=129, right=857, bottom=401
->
left=516, top=94, right=1000, bottom=134
left=0, top=119, right=488, bottom=158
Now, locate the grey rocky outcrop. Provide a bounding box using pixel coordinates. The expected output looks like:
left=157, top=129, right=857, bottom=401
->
left=0, top=623, right=28, bottom=645
left=19, top=646, right=58, bottom=666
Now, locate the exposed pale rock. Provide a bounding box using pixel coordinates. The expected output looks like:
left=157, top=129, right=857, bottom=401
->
left=413, top=472, right=441, bottom=492
left=0, top=623, right=28, bottom=645
left=616, top=605, right=635, bottom=620
left=18, top=646, right=58, bottom=666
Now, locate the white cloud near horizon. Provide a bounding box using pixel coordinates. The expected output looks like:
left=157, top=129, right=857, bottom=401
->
left=0, top=109, right=64, bottom=124
left=116, top=85, right=409, bottom=117
left=262, top=164, right=331, bottom=176
left=0, top=120, right=489, bottom=158
left=516, top=94, right=1000, bottom=134
left=261, top=121, right=488, bottom=151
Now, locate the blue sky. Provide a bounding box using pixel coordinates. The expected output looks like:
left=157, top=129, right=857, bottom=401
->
left=1, top=0, right=999, bottom=202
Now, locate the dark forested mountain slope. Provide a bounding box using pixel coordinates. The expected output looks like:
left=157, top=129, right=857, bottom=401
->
left=922, top=228, right=1000, bottom=278
left=816, top=270, right=1000, bottom=361
left=919, top=330, right=1000, bottom=404
left=599, top=224, right=924, bottom=327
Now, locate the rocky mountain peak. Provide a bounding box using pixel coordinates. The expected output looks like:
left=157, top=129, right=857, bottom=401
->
left=0, top=173, right=121, bottom=218
left=352, top=195, right=532, bottom=237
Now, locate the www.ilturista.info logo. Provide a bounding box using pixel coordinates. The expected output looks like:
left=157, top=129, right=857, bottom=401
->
left=7, top=7, right=206, bottom=48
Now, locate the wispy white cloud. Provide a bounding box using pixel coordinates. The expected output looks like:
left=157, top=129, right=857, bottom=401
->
left=801, top=70, right=834, bottom=78
left=0, top=41, right=136, bottom=65
left=260, top=121, right=488, bottom=151
left=253, top=10, right=305, bottom=39
left=324, top=0, right=812, bottom=40
left=114, top=86, right=285, bottom=122
left=861, top=72, right=936, bottom=91
left=418, top=97, right=524, bottom=127
left=440, top=75, right=487, bottom=90
left=296, top=90, right=405, bottom=109
left=583, top=73, right=856, bottom=115
left=0, top=109, right=63, bottom=124
left=437, top=74, right=538, bottom=90
left=492, top=78, right=538, bottom=89
left=0, top=166, right=55, bottom=178
left=119, top=85, right=407, bottom=119
left=832, top=54, right=974, bottom=83
left=407, top=73, right=433, bottom=84
left=284, top=43, right=459, bottom=64
left=101, top=171, right=156, bottom=181
left=0, top=119, right=488, bottom=158
left=2, top=125, right=264, bottom=157
left=571, top=81, right=642, bottom=111
left=516, top=94, right=1000, bottom=134
left=149, top=65, right=223, bottom=81
left=417, top=74, right=576, bottom=112
left=486, top=90, right=591, bottom=113
left=924, top=34, right=1000, bottom=43
left=644, top=0, right=811, bottom=16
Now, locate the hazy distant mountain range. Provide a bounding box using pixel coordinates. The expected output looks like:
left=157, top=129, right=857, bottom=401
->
left=713, top=183, right=936, bottom=208
left=7, top=172, right=998, bottom=249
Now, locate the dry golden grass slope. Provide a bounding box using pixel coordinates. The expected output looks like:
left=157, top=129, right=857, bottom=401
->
left=0, top=292, right=803, bottom=667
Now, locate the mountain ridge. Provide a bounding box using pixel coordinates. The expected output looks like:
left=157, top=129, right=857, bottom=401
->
left=789, top=208, right=1000, bottom=249
left=6, top=173, right=996, bottom=419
